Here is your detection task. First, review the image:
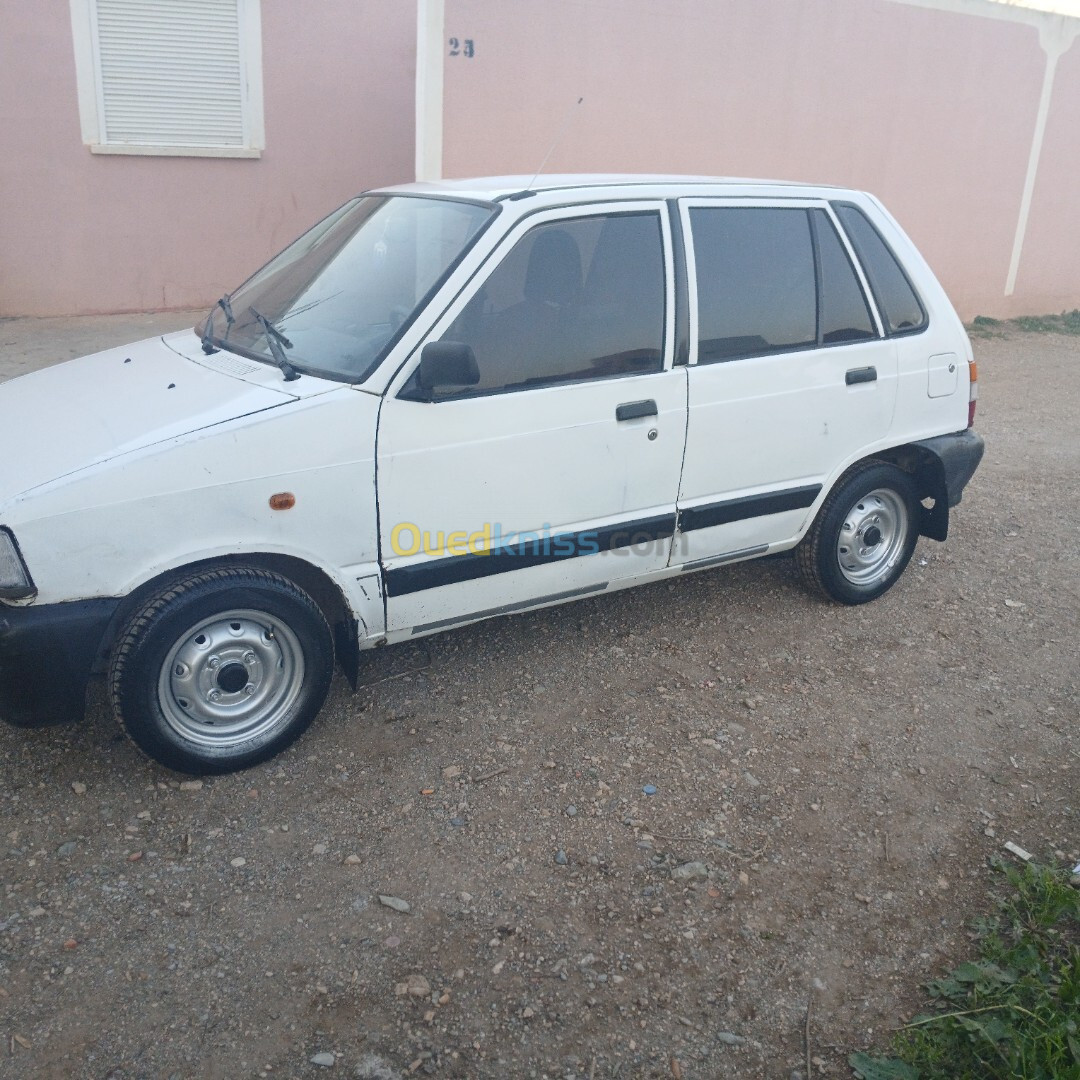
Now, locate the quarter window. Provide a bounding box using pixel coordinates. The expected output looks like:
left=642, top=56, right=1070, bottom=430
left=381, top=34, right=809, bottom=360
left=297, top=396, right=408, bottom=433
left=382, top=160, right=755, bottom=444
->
left=436, top=213, right=666, bottom=395
left=690, top=208, right=817, bottom=362
left=833, top=203, right=927, bottom=334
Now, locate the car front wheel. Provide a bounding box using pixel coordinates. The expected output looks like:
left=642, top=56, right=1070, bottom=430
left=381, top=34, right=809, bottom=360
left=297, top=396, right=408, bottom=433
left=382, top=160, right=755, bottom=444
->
left=796, top=462, right=920, bottom=605
left=109, top=567, right=334, bottom=774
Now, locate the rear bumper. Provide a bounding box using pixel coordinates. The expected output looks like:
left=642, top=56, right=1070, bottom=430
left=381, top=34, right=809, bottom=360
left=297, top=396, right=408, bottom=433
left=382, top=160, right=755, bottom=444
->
left=913, top=429, right=985, bottom=507
left=0, top=598, right=119, bottom=728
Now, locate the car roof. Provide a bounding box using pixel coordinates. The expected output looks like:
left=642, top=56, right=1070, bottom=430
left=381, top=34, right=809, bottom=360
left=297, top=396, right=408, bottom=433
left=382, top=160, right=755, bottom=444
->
left=366, top=174, right=857, bottom=204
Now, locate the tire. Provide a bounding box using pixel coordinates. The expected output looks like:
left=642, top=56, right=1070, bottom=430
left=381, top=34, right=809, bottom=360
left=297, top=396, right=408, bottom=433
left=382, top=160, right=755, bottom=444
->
left=109, top=567, right=334, bottom=774
left=796, top=461, right=919, bottom=605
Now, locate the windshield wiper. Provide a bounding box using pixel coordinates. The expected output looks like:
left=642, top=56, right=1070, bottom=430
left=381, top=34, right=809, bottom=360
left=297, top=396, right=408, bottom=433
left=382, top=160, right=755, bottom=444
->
left=200, top=294, right=235, bottom=354
left=249, top=307, right=300, bottom=382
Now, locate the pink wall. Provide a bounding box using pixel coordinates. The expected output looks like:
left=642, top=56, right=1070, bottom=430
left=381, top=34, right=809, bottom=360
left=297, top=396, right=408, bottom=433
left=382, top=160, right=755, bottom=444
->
left=441, top=0, right=1080, bottom=320
left=0, top=1, right=416, bottom=316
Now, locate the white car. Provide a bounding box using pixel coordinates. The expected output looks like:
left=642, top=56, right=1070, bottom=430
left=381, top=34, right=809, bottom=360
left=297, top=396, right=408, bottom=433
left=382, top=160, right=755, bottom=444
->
left=0, top=175, right=983, bottom=773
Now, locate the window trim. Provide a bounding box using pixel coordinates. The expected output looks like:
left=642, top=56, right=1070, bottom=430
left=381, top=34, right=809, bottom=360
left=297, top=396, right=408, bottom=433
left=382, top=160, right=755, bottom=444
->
left=68, top=0, right=265, bottom=158
left=392, top=201, right=676, bottom=402
left=830, top=201, right=929, bottom=338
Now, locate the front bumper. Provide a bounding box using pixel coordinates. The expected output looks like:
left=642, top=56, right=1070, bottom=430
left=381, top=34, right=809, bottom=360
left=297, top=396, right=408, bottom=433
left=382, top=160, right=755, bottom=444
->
left=0, top=597, right=120, bottom=728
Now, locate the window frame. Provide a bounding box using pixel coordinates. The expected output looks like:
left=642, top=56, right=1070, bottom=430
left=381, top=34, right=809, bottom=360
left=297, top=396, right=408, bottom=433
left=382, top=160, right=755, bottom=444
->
left=68, top=0, right=265, bottom=158
left=394, top=200, right=676, bottom=402
left=679, top=198, right=886, bottom=367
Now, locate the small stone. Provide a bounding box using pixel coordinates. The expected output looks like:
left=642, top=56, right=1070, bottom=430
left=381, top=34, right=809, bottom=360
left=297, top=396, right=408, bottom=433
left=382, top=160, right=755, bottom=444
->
left=442, top=765, right=462, bottom=779
left=449, top=817, right=465, bottom=827
left=312, top=843, right=328, bottom=855
left=179, top=780, right=203, bottom=791
left=63, top=938, right=77, bottom=949
left=309, top=1052, right=335, bottom=1067
left=459, top=891, right=473, bottom=905
left=127, top=851, right=143, bottom=862
left=56, top=841, right=78, bottom=858
left=491, top=959, right=505, bottom=975
left=671, top=861, right=709, bottom=881
left=554, top=850, right=568, bottom=866
left=565, top=805, right=578, bottom=817
left=344, top=854, right=362, bottom=865
left=743, top=772, right=761, bottom=788
left=28, top=906, right=46, bottom=918
left=379, top=895, right=411, bottom=914
left=522, top=1006, right=534, bottom=1019
left=642, top=784, right=657, bottom=796
left=405, top=974, right=431, bottom=997
left=716, top=1032, right=745, bottom=1046
left=71, top=782, right=86, bottom=795
left=230, top=857, right=247, bottom=868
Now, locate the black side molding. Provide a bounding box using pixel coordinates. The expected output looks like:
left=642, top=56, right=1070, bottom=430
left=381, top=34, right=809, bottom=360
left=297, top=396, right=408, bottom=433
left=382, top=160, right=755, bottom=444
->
left=678, top=484, right=821, bottom=533
left=845, top=366, right=877, bottom=385
left=384, top=513, right=677, bottom=597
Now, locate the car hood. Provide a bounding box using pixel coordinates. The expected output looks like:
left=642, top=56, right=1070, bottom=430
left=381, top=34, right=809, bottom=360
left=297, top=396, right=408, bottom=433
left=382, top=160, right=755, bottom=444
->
left=0, top=335, right=303, bottom=505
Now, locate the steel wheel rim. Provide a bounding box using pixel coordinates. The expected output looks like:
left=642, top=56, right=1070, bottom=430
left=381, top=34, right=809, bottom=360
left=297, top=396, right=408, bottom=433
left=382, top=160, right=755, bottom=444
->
left=157, top=609, right=304, bottom=747
left=836, top=488, right=909, bottom=587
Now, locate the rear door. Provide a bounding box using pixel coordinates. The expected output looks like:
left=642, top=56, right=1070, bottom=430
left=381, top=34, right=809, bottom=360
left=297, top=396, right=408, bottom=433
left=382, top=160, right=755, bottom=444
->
left=671, top=199, right=898, bottom=570
left=377, top=202, right=688, bottom=636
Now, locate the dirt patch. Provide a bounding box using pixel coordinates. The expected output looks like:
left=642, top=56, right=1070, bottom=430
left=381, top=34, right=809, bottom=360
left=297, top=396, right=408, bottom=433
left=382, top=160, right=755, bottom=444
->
left=1, top=330, right=1077, bottom=1079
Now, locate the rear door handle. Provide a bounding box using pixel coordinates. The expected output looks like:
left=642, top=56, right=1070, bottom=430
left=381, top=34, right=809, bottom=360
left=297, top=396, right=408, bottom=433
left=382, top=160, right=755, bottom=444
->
left=845, top=366, right=877, bottom=386
left=616, top=399, right=658, bottom=421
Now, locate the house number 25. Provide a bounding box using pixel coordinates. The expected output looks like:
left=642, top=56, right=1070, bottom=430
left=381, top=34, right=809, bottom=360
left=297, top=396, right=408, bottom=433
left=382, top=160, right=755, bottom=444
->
left=448, top=37, right=475, bottom=57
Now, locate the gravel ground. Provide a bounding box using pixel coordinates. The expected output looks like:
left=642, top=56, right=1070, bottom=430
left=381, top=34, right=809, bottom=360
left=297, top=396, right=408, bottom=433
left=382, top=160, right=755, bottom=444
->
left=0, top=318, right=1077, bottom=1080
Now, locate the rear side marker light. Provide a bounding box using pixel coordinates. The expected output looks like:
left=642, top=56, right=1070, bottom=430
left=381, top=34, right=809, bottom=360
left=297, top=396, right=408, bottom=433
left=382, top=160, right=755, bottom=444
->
left=967, top=359, right=978, bottom=427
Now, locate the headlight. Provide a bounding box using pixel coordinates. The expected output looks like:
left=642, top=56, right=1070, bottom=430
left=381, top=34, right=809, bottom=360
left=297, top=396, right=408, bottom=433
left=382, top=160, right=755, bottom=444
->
left=0, top=527, right=35, bottom=599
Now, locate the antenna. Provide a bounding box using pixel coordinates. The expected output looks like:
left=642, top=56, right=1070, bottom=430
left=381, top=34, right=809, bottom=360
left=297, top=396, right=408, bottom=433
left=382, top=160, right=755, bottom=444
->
left=524, top=97, right=584, bottom=193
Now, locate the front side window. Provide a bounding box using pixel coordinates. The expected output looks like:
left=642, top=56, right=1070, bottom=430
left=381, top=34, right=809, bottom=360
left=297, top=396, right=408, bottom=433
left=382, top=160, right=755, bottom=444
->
left=428, top=212, right=667, bottom=396
left=690, top=207, right=817, bottom=362
left=200, top=195, right=495, bottom=382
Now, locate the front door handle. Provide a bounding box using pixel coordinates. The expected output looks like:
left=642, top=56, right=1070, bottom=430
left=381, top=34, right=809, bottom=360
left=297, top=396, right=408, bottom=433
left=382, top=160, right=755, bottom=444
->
left=616, top=399, right=658, bottom=421
left=845, top=366, right=877, bottom=386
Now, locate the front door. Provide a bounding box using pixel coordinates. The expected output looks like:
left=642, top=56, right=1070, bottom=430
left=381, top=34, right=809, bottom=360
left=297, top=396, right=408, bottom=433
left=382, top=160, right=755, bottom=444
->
left=377, top=203, right=688, bottom=637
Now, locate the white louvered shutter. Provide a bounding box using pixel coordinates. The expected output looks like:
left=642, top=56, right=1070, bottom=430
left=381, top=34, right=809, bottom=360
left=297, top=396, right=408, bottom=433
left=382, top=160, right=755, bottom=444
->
left=93, top=0, right=247, bottom=148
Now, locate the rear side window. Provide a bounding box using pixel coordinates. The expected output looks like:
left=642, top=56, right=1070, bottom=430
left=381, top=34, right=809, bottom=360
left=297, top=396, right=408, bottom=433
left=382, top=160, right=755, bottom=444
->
left=690, top=207, right=817, bottom=362
left=833, top=203, right=927, bottom=335
left=811, top=209, right=876, bottom=344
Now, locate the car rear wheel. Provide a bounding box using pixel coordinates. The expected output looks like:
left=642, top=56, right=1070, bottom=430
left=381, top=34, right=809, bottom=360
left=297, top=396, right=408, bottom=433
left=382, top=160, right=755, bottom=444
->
left=109, top=567, right=334, bottom=774
left=796, top=461, right=919, bottom=604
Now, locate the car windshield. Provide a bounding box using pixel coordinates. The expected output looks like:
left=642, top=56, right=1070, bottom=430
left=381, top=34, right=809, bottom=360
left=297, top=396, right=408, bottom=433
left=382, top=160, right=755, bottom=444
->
left=199, top=195, right=496, bottom=382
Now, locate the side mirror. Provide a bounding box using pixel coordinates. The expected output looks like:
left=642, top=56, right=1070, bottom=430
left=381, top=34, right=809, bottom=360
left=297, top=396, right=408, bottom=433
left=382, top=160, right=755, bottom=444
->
left=416, top=341, right=480, bottom=396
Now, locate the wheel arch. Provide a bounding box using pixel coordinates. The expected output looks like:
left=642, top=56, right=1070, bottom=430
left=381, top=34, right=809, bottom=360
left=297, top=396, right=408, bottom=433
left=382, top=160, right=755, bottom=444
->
left=95, top=553, right=362, bottom=687
left=865, top=444, right=950, bottom=541
left=808, top=444, right=949, bottom=545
